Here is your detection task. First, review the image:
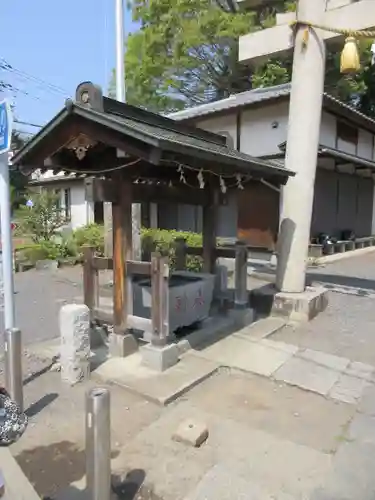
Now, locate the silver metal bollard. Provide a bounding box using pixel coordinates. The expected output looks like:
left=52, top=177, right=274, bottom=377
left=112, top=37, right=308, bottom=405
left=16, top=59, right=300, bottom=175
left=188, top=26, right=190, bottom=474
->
left=86, top=387, right=111, bottom=500
left=4, top=328, right=23, bottom=412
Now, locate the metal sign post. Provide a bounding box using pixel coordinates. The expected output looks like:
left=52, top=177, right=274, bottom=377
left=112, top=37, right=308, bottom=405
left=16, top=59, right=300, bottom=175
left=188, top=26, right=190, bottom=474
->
left=0, top=99, right=15, bottom=329
left=0, top=100, right=22, bottom=411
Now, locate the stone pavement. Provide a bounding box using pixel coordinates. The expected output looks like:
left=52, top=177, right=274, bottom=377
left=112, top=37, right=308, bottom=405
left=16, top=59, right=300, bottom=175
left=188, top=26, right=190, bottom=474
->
left=4, top=254, right=375, bottom=499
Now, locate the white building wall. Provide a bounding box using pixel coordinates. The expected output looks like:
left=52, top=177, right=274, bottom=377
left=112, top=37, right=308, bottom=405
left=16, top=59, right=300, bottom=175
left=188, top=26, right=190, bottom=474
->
left=38, top=179, right=90, bottom=230
left=320, top=112, right=337, bottom=147
left=70, top=184, right=91, bottom=229
left=240, top=101, right=289, bottom=156
left=358, top=129, right=373, bottom=159
left=197, top=113, right=238, bottom=148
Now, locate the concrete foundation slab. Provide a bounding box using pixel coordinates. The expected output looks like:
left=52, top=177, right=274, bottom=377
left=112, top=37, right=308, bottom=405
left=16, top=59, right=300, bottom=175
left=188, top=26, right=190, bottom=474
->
left=175, top=315, right=237, bottom=353
left=234, top=317, right=287, bottom=341
left=250, top=284, right=328, bottom=322
left=298, top=348, right=350, bottom=372
left=274, top=356, right=340, bottom=396
left=141, top=344, right=179, bottom=372
left=92, top=352, right=219, bottom=405
left=227, top=307, right=254, bottom=328
left=196, top=335, right=295, bottom=377
left=345, top=361, right=375, bottom=381
left=108, top=332, right=138, bottom=358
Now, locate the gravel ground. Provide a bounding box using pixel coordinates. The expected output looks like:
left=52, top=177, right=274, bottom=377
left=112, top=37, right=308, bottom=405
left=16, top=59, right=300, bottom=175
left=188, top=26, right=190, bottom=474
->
left=272, top=253, right=375, bottom=365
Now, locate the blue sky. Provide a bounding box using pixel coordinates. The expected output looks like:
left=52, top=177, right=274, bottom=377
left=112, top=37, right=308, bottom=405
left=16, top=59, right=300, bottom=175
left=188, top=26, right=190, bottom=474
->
left=0, top=1, right=137, bottom=136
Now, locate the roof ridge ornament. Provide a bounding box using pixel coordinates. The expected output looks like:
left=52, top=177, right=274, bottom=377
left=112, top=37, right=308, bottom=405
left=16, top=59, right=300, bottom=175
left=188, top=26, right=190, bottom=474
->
left=75, top=82, right=104, bottom=111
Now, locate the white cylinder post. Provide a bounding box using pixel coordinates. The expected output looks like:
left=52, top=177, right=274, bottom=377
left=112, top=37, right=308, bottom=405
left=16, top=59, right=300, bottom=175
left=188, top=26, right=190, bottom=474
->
left=276, top=0, right=327, bottom=293
left=0, top=151, right=15, bottom=329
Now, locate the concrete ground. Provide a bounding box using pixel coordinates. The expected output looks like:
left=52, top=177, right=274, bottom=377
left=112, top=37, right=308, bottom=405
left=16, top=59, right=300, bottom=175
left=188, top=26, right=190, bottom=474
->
left=3, top=253, right=375, bottom=499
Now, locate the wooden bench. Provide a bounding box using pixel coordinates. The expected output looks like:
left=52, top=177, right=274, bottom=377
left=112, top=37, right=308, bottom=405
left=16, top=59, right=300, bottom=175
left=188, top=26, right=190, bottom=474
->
left=0, top=447, right=40, bottom=499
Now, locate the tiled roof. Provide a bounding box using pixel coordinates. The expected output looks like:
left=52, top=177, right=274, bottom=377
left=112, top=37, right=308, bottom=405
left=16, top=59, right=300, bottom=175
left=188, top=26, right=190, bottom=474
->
left=169, top=83, right=375, bottom=134
left=169, top=84, right=291, bottom=121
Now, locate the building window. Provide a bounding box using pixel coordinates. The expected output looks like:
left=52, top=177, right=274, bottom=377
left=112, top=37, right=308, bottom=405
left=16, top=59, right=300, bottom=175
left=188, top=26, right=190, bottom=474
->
left=337, top=120, right=358, bottom=145
left=63, top=188, right=71, bottom=219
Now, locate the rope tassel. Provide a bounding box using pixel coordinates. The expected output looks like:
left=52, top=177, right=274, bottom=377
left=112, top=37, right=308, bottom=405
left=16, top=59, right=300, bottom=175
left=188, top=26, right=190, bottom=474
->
left=340, top=37, right=361, bottom=74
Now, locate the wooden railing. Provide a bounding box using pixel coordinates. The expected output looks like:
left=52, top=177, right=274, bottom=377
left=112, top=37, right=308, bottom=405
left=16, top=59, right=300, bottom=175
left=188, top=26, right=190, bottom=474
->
left=83, top=246, right=169, bottom=345
left=82, top=239, right=251, bottom=345
left=174, top=238, right=249, bottom=308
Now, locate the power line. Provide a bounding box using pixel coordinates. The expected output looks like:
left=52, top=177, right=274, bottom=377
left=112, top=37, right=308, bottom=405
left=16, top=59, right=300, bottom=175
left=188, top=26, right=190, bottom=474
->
left=14, top=119, right=43, bottom=129
left=0, top=58, right=70, bottom=97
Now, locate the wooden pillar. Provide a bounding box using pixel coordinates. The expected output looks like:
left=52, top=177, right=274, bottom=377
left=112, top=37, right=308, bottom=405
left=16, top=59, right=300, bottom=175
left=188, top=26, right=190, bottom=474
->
left=202, top=187, right=218, bottom=274
left=151, top=253, right=169, bottom=346
left=83, top=246, right=97, bottom=312
left=174, top=237, right=187, bottom=271
left=112, top=175, right=132, bottom=334
left=234, top=241, right=248, bottom=309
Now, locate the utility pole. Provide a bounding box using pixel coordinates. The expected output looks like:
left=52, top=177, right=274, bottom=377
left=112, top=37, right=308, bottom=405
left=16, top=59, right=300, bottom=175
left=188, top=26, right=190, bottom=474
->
left=237, top=0, right=375, bottom=294
left=115, top=0, right=142, bottom=261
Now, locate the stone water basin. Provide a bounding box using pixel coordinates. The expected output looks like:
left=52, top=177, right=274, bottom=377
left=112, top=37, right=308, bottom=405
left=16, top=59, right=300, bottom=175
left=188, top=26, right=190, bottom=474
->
left=133, top=271, right=215, bottom=333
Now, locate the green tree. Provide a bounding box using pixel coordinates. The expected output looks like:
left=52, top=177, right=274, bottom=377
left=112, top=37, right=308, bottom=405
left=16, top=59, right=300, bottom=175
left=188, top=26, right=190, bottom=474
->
left=18, top=191, right=69, bottom=242
left=123, top=0, right=375, bottom=116
left=122, top=0, right=256, bottom=112
left=10, top=131, right=28, bottom=208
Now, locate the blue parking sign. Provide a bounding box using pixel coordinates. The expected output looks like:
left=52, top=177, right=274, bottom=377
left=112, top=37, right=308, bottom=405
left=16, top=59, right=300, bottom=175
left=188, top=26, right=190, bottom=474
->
left=0, top=100, right=12, bottom=154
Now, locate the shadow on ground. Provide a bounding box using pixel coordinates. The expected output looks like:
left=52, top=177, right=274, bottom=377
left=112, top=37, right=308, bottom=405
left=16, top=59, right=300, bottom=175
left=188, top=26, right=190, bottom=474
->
left=15, top=441, right=87, bottom=498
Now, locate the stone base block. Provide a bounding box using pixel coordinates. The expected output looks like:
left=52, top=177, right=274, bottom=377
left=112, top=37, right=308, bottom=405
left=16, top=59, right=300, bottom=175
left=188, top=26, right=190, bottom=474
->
left=250, top=284, right=328, bottom=322
left=108, top=333, right=138, bottom=358
left=172, top=419, right=209, bottom=448
left=141, top=343, right=179, bottom=372
left=36, top=259, right=58, bottom=271
left=227, top=307, right=254, bottom=328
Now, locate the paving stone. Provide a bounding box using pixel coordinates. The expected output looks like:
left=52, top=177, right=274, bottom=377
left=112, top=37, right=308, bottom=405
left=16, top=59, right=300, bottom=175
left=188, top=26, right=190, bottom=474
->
left=298, top=349, right=350, bottom=372
left=348, top=413, right=375, bottom=444
left=345, top=361, right=375, bottom=381
left=198, top=336, right=294, bottom=377
left=172, top=419, right=209, bottom=448
left=258, top=338, right=299, bottom=355
left=234, top=317, right=287, bottom=341
left=310, top=442, right=375, bottom=500
left=273, top=357, right=340, bottom=396
left=329, top=374, right=370, bottom=404
left=183, top=464, right=296, bottom=500
left=359, top=383, right=375, bottom=415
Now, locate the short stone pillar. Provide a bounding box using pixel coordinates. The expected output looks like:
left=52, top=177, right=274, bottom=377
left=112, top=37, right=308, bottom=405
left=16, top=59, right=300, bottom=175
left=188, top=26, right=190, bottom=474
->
left=60, top=304, right=91, bottom=385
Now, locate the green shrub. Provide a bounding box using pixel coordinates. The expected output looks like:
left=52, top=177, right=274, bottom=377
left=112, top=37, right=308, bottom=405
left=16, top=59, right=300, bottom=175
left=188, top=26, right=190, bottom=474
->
left=141, top=228, right=203, bottom=272
left=17, top=239, right=77, bottom=264
left=72, top=223, right=105, bottom=255
left=69, top=224, right=204, bottom=272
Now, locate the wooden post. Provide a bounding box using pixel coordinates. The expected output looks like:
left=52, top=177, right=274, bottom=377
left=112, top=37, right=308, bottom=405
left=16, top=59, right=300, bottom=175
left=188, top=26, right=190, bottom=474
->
left=234, top=241, right=248, bottom=309
left=151, top=253, right=169, bottom=346
left=202, top=188, right=218, bottom=274
left=83, top=246, right=96, bottom=312
left=112, top=176, right=133, bottom=334
left=142, top=234, right=156, bottom=262
left=174, top=237, right=187, bottom=271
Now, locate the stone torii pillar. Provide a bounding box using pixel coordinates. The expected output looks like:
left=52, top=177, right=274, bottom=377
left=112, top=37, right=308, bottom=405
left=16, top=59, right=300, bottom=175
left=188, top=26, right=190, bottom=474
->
left=239, top=0, right=375, bottom=293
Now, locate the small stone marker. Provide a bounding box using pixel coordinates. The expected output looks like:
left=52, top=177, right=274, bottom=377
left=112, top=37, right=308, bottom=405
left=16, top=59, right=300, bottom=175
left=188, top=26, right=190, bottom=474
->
left=172, top=419, right=208, bottom=448
left=60, top=304, right=91, bottom=385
